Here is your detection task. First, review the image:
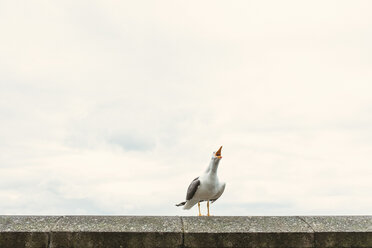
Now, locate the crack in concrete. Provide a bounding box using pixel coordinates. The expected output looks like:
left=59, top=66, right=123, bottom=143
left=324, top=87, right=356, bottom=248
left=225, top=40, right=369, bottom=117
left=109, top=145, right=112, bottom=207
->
left=180, top=217, right=185, bottom=248
left=297, top=216, right=316, bottom=248
left=47, top=216, right=64, bottom=248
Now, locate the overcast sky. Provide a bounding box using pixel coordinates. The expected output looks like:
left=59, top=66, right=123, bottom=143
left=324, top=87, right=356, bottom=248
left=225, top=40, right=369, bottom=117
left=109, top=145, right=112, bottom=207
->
left=1, top=0, right=371, bottom=216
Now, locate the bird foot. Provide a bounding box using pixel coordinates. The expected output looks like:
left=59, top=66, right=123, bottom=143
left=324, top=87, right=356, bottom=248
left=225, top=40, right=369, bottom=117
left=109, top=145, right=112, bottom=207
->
left=198, top=214, right=204, bottom=216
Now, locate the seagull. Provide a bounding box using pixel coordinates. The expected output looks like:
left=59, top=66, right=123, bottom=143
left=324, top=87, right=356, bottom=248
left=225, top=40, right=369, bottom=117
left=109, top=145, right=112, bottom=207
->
left=176, top=146, right=226, bottom=216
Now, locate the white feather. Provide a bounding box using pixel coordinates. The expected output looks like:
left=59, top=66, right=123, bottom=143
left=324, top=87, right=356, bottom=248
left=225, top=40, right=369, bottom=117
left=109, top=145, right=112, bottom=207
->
left=181, top=150, right=226, bottom=210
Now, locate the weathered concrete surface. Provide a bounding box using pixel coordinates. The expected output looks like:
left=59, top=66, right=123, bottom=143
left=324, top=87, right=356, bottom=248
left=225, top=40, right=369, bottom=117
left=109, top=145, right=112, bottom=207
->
left=0, top=216, right=60, bottom=248
left=50, top=216, right=182, bottom=248
left=302, top=216, right=372, bottom=248
left=183, top=216, right=313, bottom=248
left=1, top=216, right=372, bottom=248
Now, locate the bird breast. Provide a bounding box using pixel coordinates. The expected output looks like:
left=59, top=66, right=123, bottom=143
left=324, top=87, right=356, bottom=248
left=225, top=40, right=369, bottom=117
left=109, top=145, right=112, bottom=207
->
left=195, top=175, right=220, bottom=200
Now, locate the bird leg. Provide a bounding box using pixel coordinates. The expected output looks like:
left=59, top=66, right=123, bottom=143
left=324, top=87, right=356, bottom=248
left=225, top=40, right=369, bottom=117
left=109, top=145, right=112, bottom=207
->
left=207, top=200, right=210, bottom=216
left=198, top=202, right=202, bottom=216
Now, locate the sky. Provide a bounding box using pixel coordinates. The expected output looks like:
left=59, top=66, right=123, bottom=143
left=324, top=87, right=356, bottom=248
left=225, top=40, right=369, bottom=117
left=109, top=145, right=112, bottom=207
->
left=0, top=0, right=371, bottom=216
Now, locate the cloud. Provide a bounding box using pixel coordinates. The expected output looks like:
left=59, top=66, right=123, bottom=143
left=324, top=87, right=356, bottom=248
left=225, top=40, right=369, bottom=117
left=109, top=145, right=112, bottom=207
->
left=0, top=0, right=372, bottom=215
left=107, top=134, right=155, bottom=151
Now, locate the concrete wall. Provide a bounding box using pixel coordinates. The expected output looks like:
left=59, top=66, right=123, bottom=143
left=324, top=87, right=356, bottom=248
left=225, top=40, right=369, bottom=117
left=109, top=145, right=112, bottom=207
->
left=1, top=216, right=372, bottom=248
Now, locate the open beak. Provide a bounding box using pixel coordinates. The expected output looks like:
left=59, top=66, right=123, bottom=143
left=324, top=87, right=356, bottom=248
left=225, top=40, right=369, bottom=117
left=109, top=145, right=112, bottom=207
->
left=215, top=146, right=223, bottom=158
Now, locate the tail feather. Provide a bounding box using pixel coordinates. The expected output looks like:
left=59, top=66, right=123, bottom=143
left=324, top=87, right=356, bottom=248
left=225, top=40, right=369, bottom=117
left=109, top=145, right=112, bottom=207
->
left=182, top=199, right=199, bottom=210
left=175, top=201, right=186, bottom=207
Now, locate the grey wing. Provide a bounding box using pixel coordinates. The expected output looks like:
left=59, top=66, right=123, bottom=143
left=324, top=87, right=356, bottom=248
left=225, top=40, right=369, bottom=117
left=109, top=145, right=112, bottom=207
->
left=186, top=177, right=200, bottom=200
left=211, top=182, right=226, bottom=203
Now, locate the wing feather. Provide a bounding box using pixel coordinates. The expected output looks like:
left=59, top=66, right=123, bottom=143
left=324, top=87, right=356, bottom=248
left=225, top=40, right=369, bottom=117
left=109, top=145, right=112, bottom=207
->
left=211, top=183, right=226, bottom=203
left=186, top=177, right=200, bottom=200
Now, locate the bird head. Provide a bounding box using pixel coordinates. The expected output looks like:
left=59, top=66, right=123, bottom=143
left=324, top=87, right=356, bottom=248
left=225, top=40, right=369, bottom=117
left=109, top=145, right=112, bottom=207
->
left=213, top=146, right=223, bottom=160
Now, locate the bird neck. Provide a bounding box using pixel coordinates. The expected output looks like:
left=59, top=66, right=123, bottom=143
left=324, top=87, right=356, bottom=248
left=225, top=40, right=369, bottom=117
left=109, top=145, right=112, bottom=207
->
left=205, top=158, right=220, bottom=175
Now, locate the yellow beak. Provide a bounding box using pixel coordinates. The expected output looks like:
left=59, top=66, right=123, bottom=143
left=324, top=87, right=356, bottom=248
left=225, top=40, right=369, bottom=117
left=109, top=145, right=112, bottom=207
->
left=215, top=146, right=223, bottom=158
